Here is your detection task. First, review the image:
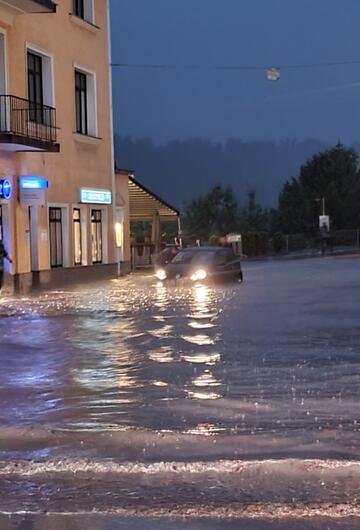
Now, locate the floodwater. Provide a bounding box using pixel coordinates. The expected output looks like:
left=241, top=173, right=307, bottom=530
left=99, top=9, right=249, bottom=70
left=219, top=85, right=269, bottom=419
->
left=0, top=256, right=360, bottom=528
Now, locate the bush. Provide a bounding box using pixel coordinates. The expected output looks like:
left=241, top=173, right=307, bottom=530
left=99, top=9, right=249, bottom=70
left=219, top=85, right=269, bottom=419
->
left=272, top=232, right=286, bottom=253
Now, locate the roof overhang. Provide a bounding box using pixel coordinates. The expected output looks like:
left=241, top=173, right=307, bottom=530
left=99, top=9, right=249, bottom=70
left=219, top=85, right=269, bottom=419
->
left=121, top=172, right=179, bottom=221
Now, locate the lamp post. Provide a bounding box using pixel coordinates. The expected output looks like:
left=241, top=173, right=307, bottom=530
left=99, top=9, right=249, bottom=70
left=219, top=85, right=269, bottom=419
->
left=316, top=197, right=326, bottom=216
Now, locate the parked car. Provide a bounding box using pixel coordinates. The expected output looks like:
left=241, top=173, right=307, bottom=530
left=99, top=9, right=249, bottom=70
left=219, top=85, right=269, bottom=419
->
left=155, top=246, right=243, bottom=283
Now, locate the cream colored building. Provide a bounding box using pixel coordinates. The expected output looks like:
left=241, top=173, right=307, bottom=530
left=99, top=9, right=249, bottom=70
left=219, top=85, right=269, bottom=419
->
left=0, top=0, right=126, bottom=292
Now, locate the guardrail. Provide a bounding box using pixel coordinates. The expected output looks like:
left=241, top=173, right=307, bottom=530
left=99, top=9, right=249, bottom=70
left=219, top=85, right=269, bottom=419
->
left=0, top=94, right=57, bottom=144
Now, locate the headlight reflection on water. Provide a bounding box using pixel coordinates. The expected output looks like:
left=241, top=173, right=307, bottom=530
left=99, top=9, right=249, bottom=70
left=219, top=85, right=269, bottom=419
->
left=194, top=284, right=209, bottom=306
left=155, top=269, right=167, bottom=281
left=186, top=369, right=223, bottom=400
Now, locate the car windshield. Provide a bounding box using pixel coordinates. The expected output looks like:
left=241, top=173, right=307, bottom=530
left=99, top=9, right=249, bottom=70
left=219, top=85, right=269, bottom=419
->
left=171, top=249, right=215, bottom=264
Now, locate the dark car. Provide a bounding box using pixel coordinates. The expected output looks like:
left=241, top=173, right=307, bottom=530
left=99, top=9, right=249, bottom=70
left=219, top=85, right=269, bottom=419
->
left=155, top=246, right=243, bottom=283
left=154, top=245, right=180, bottom=267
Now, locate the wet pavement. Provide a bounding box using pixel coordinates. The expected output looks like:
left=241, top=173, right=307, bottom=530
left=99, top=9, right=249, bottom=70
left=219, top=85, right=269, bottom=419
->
left=2, top=514, right=360, bottom=530
left=0, top=256, right=360, bottom=528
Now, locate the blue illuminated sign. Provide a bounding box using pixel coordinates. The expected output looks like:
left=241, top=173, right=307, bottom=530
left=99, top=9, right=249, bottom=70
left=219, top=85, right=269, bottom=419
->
left=80, top=188, right=112, bottom=205
left=0, top=179, right=12, bottom=200
left=19, top=176, right=48, bottom=190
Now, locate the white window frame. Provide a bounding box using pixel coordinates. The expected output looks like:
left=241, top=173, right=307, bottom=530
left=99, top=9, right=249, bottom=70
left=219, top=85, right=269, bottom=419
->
left=0, top=28, right=8, bottom=94
left=26, top=43, right=55, bottom=108
left=73, top=0, right=95, bottom=24
left=84, top=0, right=95, bottom=24
left=0, top=28, right=9, bottom=133
left=72, top=203, right=88, bottom=266
left=89, top=206, right=108, bottom=265
left=74, top=63, right=98, bottom=137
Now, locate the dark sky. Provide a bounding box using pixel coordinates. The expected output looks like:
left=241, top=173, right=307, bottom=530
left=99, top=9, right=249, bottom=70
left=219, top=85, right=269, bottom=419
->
left=110, top=0, right=360, bottom=144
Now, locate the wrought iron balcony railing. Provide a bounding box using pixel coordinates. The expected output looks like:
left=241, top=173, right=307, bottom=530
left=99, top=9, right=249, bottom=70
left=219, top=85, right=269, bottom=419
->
left=0, top=95, right=59, bottom=151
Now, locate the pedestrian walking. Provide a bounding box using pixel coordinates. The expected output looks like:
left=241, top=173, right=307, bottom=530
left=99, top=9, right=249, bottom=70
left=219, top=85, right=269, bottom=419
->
left=0, top=239, right=12, bottom=291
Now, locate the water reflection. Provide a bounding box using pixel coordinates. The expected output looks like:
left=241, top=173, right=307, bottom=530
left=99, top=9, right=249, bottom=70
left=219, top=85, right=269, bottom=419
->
left=188, top=320, right=215, bottom=329
left=192, top=370, right=222, bottom=388
left=17, top=520, right=34, bottom=530
left=0, top=277, right=231, bottom=433
left=154, top=282, right=169, bottom=311
left=181, top=352, right=221, bottom=365
left=72, top=349, right=143, bottom=392
left=186, top=369, right=223, bottom=401
left=191, top=285, right=214, bottom=317
left=182, top=334, right=215, bottom=345
left=1, top=260, right=360, bottom=497
left=148, top=345, right=174, bottom=363
left=148, top=324, right=174, bottom=338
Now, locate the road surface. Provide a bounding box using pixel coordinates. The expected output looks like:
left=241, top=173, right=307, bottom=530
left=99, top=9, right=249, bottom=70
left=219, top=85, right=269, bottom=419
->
left=0, top=255, right=359, bottom=528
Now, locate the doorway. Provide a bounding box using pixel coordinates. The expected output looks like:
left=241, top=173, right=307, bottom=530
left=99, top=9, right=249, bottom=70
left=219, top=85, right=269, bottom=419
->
left=49, top=207, right=63, bottom=268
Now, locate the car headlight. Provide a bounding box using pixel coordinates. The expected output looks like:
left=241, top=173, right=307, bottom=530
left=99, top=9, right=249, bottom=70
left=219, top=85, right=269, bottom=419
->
left=190, top=269, right=207, bottom=281
left=155, top=269, right=167, bottom=281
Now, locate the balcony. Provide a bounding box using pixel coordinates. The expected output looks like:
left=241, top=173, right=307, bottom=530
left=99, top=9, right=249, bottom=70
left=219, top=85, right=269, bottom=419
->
left=0, top=0, right=56, bottom=13
left=0, top=95, right=59, bottom=152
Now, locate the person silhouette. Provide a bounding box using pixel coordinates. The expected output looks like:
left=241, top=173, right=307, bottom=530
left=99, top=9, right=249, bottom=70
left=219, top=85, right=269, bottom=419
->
left=0, top=239, right=12, bottom=291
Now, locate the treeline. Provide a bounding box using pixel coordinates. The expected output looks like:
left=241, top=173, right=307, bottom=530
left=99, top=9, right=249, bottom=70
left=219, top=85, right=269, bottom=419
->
left=182, top=144, right=360, bottom=244
left=115, top=135, right=329, bottom=208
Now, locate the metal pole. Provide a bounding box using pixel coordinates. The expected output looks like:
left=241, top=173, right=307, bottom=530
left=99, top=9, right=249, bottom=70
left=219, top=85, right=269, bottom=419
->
left=322, top=197, right=325, bottom=216
left=177, top=216, right=183, bottom=248
left=117, top=248, right=121, bottom=277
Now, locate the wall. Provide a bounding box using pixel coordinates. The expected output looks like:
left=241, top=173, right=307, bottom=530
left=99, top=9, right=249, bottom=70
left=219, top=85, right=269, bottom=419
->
left=0, top=0, right=119, bottom=289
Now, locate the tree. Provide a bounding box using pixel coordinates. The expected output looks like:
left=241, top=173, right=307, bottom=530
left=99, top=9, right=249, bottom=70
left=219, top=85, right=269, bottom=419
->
left=184, top=185, right=239, bottom=241
left=238, top=191, right=269, bottom=232
left=277, top=143, right=360, bottom=233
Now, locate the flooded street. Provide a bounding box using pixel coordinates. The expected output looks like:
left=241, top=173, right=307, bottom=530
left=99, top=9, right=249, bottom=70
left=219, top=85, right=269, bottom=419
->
left=0, top=256, right=360, bottom=528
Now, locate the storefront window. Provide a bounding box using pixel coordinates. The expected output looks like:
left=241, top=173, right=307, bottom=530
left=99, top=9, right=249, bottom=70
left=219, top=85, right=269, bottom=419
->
left=73, top=208, right=82, bottom=265
left=49, top=207, right=63, bottom=268
left=91, top=209, right=102, bottom=264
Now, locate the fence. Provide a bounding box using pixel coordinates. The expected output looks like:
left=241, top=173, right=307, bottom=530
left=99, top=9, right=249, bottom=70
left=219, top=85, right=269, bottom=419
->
left=241, top=229, right=360, bottom=258
left=131, top=243, right=156, bottom=269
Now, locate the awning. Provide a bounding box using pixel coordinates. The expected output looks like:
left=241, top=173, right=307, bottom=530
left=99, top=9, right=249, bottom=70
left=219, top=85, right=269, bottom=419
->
left=128, top=175, right=179, bottom=221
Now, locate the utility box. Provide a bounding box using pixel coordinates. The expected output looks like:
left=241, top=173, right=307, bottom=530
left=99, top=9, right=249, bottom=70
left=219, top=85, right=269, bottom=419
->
left=226, top=233, right=243, bottom=256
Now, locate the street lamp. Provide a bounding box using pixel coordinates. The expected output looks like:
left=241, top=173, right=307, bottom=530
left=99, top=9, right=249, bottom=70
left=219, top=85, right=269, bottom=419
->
left=315, top=197, right=326, bottom=216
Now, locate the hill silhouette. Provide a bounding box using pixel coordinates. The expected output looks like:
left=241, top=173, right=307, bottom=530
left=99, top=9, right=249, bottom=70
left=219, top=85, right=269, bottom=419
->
left=115, top=136, right=332, bottom=209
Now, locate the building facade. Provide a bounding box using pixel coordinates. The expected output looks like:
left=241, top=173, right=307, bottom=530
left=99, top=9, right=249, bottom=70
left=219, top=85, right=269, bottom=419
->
left=0, top=0, right=122, bottom=292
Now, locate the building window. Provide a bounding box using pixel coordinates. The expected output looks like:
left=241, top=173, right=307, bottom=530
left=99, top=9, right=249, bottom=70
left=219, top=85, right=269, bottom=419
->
left=73, top=0, right=84, bottom=18
left=73, top=0, right=94, bottom=23
left=0, top=33, right=6, bottom=95
left=28, top=52, right=44, bottom=123
left=74, top=67, right=97, bottom=137
left=75, top=70, right=88, bottom=135
left=91, top=209, right=102, bottom=264
left=73, top=208, right=82, bottom=265
left=49, top=207, right=63, bottom=268
left=27, top=47, right=54, bottom=126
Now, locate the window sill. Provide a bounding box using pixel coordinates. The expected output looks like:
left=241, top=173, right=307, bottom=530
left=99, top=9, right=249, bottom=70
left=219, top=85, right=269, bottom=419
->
left=69, top=14, right=99, bottom=33
left=73, top=133, right=102, bottom=146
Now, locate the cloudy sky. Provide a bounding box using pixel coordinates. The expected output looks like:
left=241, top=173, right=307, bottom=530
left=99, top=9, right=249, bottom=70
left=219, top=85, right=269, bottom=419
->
left=110, top=0, right=360, bottom=144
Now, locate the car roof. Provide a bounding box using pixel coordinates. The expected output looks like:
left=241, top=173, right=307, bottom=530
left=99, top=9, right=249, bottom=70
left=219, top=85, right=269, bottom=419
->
left=180, top=246, right=228, bottom=252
